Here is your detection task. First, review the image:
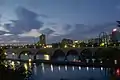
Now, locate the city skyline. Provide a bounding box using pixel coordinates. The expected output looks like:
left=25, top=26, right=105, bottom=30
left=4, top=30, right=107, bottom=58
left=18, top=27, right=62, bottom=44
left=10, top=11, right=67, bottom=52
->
left=0, top=0, right=120, bottom=43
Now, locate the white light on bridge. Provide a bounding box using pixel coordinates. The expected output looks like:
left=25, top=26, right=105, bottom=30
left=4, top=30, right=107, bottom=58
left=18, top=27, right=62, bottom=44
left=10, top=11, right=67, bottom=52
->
left=93, top=67, right=95, bottom=70
left=114, top=60, right=117, bottom=64
left=86, top=59, right=89, bottom=63
left=100, top=61, right=103, bottom=63
left=92, top=59, right=95, bottom=63
left=46, top=45, right=52, bottom=48
left=92, top=45, right=94, bottom=47
left=44, top=54, right=50, bottom=60
left=25, top=53, right=28, bottom=56
left=29, top=59, right=32, bottom=62
left=12, top=53, right=15, bottom=55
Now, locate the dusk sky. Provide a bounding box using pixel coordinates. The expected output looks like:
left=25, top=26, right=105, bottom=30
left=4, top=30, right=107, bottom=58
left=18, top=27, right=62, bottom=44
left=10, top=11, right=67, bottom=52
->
left=0, top=0, right=120, bottom=43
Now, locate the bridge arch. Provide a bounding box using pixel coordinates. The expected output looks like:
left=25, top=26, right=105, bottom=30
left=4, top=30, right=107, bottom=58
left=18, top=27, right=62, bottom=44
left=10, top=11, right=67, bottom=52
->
left=94, top=48, right=120, bottom=64
left=51, top=49, right=65, bottom=61
left=18, top=50, right=33, bottom=60
left=80, top=49, right=93, bottom=59
left=94, top=48, right=103, bottom=59
left=34, top=50, right=50, bottom=60
left=66, top=49, right=80, bottom=61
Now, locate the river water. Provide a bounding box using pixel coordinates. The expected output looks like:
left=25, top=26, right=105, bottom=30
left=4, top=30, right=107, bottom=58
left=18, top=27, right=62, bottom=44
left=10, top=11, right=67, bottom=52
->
left=31, top=64, right=109, bottom=80
left=6, top=54, right=111, bottom=80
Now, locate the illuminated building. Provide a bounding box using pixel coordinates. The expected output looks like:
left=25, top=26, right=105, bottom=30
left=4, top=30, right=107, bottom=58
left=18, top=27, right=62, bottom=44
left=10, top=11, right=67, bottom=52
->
left=61, top=38, right=73, bottom=44
left=111, top=28, right=120, bottom=43
left=88, top=38, right=99, bottom=44
left=61, top=38, right=73, bottom=47
left=73, top=40, right=79, bottom=44
left=39, top=34, right=46, bottom=46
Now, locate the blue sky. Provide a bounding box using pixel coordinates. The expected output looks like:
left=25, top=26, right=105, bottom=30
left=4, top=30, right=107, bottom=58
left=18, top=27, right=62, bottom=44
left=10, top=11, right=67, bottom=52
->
left=0, top=0, right=120, bottom=43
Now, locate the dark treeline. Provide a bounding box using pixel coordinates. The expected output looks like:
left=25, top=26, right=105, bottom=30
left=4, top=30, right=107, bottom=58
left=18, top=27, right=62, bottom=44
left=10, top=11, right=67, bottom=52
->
left=0, top=64, right=27, bottom=80
left=0, top=50, right=28, bottom=80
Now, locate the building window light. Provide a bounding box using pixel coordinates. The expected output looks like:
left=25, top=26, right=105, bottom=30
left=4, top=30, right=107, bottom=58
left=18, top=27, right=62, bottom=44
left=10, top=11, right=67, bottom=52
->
left=72, top=45, right=75, bottom=48
left=74, top=40, right=78, bottom=43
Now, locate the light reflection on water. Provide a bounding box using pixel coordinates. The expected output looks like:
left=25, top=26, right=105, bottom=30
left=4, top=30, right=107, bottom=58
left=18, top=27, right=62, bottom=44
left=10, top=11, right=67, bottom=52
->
left=32, top=64, right=109, bottom=80
left=6, top=54, right=109, bottom=80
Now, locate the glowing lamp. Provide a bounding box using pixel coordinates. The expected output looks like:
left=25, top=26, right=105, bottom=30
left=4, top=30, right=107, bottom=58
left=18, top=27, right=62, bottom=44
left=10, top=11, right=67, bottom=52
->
left=113, top=28, right=117, bottom=32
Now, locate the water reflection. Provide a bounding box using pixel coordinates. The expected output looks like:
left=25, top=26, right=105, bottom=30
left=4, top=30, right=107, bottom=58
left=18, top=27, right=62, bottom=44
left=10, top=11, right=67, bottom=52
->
left=58, top=66, right=61, bottom=71
left=79, top=66, right=81, bottom=70
left=65, top=65, right=67, bottom=71
left=50, top=64, right=54, bottom=72
left=4, top=54, right=114, bottom=80
left=31, top=64, right=109, bottom=80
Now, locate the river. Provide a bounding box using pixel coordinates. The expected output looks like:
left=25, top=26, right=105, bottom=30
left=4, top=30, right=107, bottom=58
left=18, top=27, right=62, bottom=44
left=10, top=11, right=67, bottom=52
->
left=31, top=64, right=109, bottom=80
left=6, top=54, right=112, bottom=80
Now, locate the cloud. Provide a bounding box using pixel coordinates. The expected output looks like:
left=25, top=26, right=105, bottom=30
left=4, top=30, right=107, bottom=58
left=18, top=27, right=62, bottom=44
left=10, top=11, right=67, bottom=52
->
left=48, top=24, right=74, bottom=36
left=0, top=34, right=37, bottom=44
left=18, top=29, right=41, bottom=37
left=88, top=22, right=116, bottom=34
left=40, top=28, right=55, bottom=35
left=5, top=6, right=43, bottom=34
left=3, top=33, right=13, bottom=36
left=0, top=24, right=10, bottom=35
left=39, top=14, right=49, bottom=18
left=47, top=22, right=117, bottom=43
left=0, top=0, right=5, bottom=6
left=0, top=6, right=117, bottom=43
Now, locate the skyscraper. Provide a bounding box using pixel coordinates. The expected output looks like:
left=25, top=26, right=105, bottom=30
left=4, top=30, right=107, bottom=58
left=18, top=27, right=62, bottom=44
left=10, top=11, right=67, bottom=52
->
left=111, top=28, right=120, bottom=43
left=39, top=34, right=46, bottom=46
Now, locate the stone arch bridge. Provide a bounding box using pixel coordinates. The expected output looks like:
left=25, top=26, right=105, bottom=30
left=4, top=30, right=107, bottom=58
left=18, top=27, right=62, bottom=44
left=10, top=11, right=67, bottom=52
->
left=3, top=47, right=120, bottom=62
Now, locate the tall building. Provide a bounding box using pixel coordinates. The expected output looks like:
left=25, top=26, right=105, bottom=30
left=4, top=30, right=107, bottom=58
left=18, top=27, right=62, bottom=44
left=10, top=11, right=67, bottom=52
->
left=39, top=34, right=46, bottom=45
left=111, top=28, right=120, bottom=43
